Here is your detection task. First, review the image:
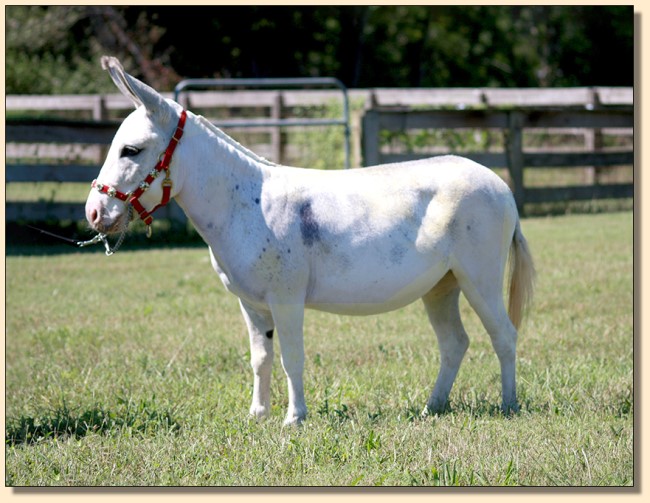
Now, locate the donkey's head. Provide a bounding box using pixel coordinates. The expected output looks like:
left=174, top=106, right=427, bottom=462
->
left=85, top=57, right=185, bottom=234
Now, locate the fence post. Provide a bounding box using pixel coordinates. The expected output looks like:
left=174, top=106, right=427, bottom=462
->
left=93, top=95, right=109, bottom=164
left=584, top=87, right=605, bottom=185
left=506, top=111, right=525, bottom=214
left=92, top=95, right=107, bottom=121
left=362, top=109, right=381, bottom=167
left=271, top=92, right=284, bottom=164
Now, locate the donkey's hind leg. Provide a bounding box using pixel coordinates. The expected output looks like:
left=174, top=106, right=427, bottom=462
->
left=453, top=265, right=520, bottom=414
left=421, top=271, right=469, bottom=415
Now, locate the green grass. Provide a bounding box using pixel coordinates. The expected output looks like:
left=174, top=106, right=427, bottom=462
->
left=5, top=182, right=91, bottom=203
left=5, top=212, right=633, bottom=486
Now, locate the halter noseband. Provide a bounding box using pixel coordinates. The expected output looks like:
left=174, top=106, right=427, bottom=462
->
left=92, top=109, right=187, bottom=235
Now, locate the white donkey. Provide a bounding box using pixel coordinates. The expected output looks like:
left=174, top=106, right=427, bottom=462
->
left=86, top=57, right=535, bottom=425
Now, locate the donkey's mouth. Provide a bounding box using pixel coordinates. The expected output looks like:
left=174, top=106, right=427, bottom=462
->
left=88, top=209, right=132, bottom=235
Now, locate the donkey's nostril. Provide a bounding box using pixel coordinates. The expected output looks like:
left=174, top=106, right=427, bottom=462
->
left=87, top=207, right=103, bottom=228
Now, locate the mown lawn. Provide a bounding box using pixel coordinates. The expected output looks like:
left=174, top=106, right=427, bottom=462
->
left=4, top=211, right=633, bottom=486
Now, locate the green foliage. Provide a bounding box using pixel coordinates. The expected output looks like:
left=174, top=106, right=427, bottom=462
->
left=5, top=5, right=633, bottom=94
left=5, top=212, right=633, bottom=486
left=5, top=6, right=116, bottom=94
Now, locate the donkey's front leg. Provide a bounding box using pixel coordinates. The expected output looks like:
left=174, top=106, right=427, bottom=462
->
left=239, top=300, right=275, bottom=420
left=269, top=303, right=307, bottom=426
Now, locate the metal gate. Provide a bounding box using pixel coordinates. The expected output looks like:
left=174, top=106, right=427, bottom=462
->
left=174, top=77, right=351, bottom=169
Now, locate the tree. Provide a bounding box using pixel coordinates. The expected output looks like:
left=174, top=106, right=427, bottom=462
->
left=5, top=5, right=633, bottom=94
left=5, top=5, right=177, bottom=94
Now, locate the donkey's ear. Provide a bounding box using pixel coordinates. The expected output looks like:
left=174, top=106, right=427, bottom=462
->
left=101, top=56, right=171, bottom=121
left=102, top=56, right=143, bottom=107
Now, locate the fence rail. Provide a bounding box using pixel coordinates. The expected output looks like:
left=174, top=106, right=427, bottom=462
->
left=6, top=86, right=632, bottom=115
left=5, top=117, right=190, bottom=224
left=6, top=86, right=633, bottom=223
left=362, top=106, right=634, bottom=212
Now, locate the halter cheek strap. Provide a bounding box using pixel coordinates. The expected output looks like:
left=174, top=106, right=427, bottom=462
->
left=92, top=109, right=187, bottom=232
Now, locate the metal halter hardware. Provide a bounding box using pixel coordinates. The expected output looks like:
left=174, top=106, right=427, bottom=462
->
left=76, top=206, right=132, bottom=255
left=27, top=218, right=128, bottom=256
left=92, top=109, right=187, bottom=237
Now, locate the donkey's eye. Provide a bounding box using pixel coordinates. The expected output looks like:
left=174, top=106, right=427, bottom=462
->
left=120, top=145, right=142, bottom=158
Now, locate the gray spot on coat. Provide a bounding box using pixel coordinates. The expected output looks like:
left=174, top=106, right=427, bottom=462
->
left=389, top=244, right=407, bottom=265
left=299, top=201, right=321, bottom=247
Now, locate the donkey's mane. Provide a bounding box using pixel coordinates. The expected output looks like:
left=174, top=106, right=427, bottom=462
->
left=196, top=115, right=277, bottom=167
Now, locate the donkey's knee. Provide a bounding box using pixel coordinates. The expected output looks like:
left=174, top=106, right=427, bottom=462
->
left=250, top=340, right=274, bottom=375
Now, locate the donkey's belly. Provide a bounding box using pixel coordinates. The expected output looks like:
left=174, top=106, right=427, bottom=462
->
left=304, top=258, right=450, bottom=316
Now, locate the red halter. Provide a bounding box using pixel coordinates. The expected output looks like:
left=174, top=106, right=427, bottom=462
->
left=92, top=109, right=187, bottom=230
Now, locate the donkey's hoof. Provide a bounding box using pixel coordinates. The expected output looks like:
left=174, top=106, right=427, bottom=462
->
left=501, top=402, right=520, bottom=416
left=283, top=411, right=307, bottom=427
left=249, top=405, right=270, bottom=420
left=422, top=400, right=451, bottom=417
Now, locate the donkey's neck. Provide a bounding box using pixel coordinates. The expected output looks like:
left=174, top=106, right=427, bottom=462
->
left=173, top=113, right=272, bottom=245
left=195, top=115, right=277, bottom=168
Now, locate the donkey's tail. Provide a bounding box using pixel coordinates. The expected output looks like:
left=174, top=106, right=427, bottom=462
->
left=507, top=221, right=535, bottom=330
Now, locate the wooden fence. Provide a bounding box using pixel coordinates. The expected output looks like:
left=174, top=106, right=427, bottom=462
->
left=5, top=117, right=189, bottom=224
left=6, top=87, right=634, bottom=223
left=6, top=88, right=357, bottom=225
left=362, top=106, right=634, bottom=213
left=6, top=89, right=362, bottom=166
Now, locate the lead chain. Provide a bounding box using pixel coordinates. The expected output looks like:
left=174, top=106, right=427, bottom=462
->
left=78, top=206, right=133, bottom=256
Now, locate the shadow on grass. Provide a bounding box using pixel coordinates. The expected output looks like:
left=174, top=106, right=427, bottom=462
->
left=316, top=398, right=516, bottom=426
left=6, top=221, right=206, bottom=257
left=5, top=402, right=181, bottom=446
